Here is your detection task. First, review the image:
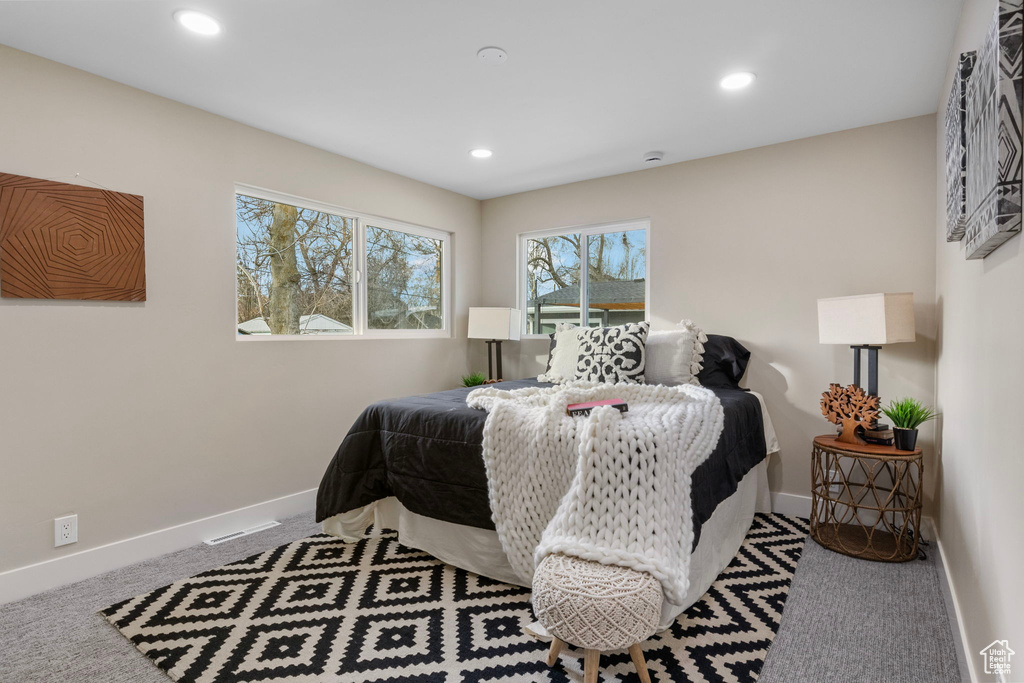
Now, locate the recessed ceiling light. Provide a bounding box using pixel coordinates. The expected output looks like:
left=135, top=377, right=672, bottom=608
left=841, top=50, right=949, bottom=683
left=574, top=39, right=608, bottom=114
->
left=173, top=10, right=221, bottom=36
left=643, top=151, right=665, bottom=163
left=470, top=149, right=493, bottom=159
left=720, top=72, right=755, bottom=90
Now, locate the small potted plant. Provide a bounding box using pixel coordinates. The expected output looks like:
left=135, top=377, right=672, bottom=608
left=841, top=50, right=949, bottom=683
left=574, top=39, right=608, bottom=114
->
left=880, top=397, right=937, bottom=451
left=461, top=371, right=487, bottom=387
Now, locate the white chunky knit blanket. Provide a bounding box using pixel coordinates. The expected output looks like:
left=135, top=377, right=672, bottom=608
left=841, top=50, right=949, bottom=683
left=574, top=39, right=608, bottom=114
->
left=467, top=381, right=724, bottom=604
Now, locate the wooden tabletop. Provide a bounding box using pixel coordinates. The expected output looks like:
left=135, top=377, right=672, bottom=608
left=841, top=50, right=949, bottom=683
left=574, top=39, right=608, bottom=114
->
left=813, top=434, right=922, bottom=457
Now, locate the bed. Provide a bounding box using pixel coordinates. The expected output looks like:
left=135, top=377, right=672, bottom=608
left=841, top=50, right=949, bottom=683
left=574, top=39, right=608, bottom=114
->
left=316, top=374, right=779, bottom=630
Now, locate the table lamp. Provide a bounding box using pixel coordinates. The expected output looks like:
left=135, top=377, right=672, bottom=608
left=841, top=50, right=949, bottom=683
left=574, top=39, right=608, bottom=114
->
left=817, top=292, right=916, bottom=397
left=468, top=307, right=521, bottom=381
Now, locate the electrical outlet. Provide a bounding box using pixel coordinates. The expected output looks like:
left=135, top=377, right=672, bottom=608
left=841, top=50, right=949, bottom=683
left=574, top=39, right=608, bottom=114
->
left=54, top=514, right=77, bottom=547
left=828, top=470, right=842, bottom=495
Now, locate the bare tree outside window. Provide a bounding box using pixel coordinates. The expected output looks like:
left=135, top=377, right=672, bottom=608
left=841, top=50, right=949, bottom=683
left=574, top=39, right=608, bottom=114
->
left=366, top=225, right=444, bottom=330
left=525, top=234, right=580, bottom=334
left=236, top=194, right=355, bottom=335
left=525, top=228, right=646, bottom=334
left=586, top=229, right=646, bottom=327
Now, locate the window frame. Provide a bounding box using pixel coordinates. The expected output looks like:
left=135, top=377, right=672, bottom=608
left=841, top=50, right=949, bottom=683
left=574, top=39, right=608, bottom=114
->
left=516, top=218, right=651, bottom=339
left=234, top=184, right=452, bottom=341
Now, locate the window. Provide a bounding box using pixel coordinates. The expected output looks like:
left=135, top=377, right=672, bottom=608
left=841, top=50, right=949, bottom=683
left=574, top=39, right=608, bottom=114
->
left=519, top=220, right=648, bottom=335
left=365, top=224, right=444, bottom=330
left=235, top=187, right=450, bottom=338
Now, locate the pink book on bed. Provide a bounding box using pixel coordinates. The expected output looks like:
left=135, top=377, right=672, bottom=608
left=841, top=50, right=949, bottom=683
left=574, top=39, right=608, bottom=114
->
left=566, top=399, right=629, bottom=416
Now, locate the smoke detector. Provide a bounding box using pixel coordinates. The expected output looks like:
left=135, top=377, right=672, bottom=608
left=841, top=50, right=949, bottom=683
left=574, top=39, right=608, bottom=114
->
left=477, top=47, right=508, bottom=65
left=643, top=151, right=665, bottom=163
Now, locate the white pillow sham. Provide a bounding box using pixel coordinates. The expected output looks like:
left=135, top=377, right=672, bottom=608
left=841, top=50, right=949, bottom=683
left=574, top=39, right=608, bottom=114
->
left=538, top=323, right=582, bottom=384
left=643, top=319, right=707, bottom=386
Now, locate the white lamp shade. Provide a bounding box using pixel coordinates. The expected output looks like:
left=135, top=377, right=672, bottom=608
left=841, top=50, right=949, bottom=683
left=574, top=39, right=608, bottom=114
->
left=468, top=307, right=522, bottom=341
left=817, top=293, right=916, bottom=345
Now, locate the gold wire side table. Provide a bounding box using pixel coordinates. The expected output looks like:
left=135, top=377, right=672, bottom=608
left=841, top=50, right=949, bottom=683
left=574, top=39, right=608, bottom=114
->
left=810, top=435, right=923, bottom=562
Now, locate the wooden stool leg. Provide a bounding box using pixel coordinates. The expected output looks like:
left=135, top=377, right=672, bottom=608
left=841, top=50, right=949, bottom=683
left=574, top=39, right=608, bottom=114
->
left=629, top=643, right=651, bottom=683
left=546, top=637, right=564, bottom=666
left=584, top=648, right=601, bottom=683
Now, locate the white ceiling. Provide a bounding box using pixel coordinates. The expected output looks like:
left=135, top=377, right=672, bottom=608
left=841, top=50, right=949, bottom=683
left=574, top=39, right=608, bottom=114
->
left=0, top=1, right=963, bottom=199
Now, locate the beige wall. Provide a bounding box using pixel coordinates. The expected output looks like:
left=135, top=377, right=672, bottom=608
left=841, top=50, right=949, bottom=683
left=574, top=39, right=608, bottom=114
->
left=2, top=42, right=980, bottom=650
left=481, top=116, right=939, bottom=507
left=934, top=1, right=1023, bottom=679
left=0, top=46, right=481, bottom=572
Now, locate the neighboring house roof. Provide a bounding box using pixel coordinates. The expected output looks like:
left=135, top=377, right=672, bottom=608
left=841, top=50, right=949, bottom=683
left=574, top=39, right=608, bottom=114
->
left=369, top=304, right=438, bottom=319
left=530, top=279, right=645, bottom=309
left=237, top=313, right=353, bottom=334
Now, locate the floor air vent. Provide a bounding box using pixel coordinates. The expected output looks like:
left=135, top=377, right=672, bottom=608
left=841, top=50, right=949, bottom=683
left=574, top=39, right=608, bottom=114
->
left=205, top=520, right=281, bottom=546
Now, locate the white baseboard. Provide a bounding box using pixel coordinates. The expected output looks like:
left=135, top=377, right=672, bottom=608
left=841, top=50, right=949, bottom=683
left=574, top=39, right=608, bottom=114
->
left=0, top=488, right=316, bottom=605
left=769, top=491, right=886, bottom=526
left=770, top=491, right=812, bottom=518
left=923, top=517, right=978, bottom=683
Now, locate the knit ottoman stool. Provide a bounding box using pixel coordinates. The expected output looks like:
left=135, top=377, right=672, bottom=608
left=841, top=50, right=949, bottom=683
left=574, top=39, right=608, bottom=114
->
left=532, top=554, right=663, bottom=683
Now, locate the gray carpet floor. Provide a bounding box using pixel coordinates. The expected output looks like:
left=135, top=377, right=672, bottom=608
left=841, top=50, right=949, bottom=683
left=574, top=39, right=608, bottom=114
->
left=759, top=537, right=967, bottom=683
left=0, top=512, right=967, bottom=683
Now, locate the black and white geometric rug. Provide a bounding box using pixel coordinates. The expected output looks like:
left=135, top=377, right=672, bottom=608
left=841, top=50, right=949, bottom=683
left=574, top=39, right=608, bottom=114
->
left=102, top=513, right=808, bottom=682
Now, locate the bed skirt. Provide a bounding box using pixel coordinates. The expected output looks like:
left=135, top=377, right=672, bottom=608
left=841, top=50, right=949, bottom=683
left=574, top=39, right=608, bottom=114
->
left=322, top=459, right=772, bottom=631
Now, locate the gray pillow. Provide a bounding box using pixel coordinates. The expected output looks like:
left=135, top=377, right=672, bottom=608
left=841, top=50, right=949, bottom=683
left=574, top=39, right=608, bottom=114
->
left=644, top=320, right=706, bottom=386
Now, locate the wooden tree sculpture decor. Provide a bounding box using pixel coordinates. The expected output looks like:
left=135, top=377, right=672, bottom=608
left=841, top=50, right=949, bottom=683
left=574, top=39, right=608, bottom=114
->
left=820, top=383, right=880, bottom=444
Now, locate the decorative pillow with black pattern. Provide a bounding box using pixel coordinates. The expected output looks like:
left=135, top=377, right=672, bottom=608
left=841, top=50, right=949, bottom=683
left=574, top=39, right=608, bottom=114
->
left=574, top=321, right=651, bottom=384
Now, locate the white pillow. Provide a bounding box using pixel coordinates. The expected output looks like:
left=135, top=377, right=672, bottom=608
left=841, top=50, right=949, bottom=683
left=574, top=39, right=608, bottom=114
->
left=538, top=323, right=581, bottom=384
left=643, top=319, right=707, bottom=386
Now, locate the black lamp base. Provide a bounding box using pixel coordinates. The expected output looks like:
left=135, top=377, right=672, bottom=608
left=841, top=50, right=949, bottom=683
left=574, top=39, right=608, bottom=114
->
left=851, top=344, right=884, bottom=430
left=851, top=345, right=881, bottom=396
left=485, top=340, right=503, bottom=381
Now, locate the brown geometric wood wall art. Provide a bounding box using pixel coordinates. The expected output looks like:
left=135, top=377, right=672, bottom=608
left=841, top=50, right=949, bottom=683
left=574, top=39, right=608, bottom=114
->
left=0, top=172, right=145, bottom=301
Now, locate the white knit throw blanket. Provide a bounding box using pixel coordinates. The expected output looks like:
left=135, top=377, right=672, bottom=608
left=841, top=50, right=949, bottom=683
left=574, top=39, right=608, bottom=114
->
left=467, top=381, right=724, bottom=605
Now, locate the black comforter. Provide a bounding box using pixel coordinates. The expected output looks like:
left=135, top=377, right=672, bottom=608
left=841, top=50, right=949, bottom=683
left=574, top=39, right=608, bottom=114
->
left=316, top=379, right=767, bottom=547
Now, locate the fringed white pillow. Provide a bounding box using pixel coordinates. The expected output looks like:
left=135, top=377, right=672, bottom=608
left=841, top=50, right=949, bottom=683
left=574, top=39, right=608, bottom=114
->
left=644, top=319, right=707, bottom=386
left=538, top=323, right=582, bottom=384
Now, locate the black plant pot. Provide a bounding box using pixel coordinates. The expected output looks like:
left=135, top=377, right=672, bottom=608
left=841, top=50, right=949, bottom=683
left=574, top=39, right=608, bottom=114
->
left=893, top=428, right=919, bottom=451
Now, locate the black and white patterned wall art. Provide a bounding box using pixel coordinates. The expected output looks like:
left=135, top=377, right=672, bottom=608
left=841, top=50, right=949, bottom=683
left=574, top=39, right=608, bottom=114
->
left=964, top=0, right=1023, bottom=259
left=946, top=51, right=976, bottom=242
